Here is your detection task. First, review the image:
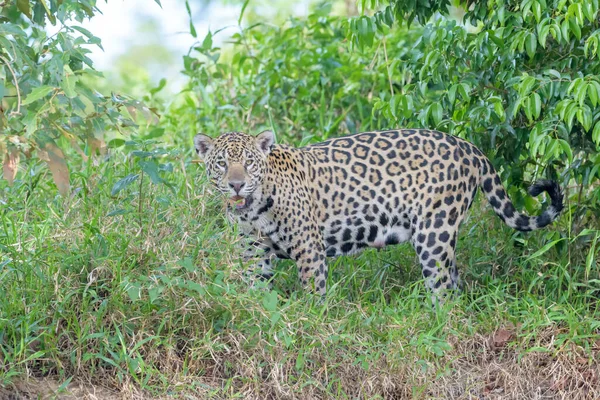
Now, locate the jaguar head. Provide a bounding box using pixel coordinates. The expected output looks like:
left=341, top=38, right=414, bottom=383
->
left=194, top=130, right=275, bottom=211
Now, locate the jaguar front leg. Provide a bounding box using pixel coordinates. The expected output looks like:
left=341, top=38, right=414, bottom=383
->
left=289, top=236, right=328, bottom=296
left=241, top=235, right=276, bottom=289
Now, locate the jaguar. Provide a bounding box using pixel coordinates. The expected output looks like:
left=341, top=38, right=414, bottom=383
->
left=193, top=129, right=563, bottom=302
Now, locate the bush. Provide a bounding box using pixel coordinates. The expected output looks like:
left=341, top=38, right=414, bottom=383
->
left=173, top=0, right=600, bottom=227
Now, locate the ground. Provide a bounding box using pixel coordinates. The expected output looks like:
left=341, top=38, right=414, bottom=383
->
left=2, top=327, right=599, bottom=399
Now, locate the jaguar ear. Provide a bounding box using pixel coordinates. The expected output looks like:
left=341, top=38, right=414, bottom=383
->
left=193, top=134, right=214, bottom=160
left=255, top=130, right=275, bottom=155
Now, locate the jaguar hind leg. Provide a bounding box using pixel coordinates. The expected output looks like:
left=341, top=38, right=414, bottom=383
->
left=412, top=220, right=462, bottom=306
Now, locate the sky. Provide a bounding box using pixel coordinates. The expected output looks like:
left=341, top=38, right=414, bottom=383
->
left=77, top=0, right=314, bottom=92
left=77, top=0, right=242, bottom=91
left=87, top=0, right=240, bottom=70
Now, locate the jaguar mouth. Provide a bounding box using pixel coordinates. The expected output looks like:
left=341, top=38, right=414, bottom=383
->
left=228, top=195, right=251, bottom=210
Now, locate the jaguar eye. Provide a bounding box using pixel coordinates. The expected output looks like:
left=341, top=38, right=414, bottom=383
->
left=245, top=159, right=254, bottom=167
left=217, top=160, right=226, bottom=168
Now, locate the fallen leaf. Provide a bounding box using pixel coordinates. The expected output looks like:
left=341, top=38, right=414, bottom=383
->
left=126, top=105, right=138, bottom=121
left=87, top=135, right=106, bottom=167
left=577, top=356, right=588, bottom=365
left=88, top=136, right=106, bottom=155
left=550, top=377, right=567, bottom=391
left=44, top=142, right=70, bottom=197
left=3, top=148, right=20, bottom=185
left=70, top=139, right=88, bottom=162
left=489, top=328, right=514, bottom=349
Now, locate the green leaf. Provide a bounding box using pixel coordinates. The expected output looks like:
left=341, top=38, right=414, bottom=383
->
left=458, top=83, right=470, bottom=102
left=577, top=106, right=592, bottom=131
left=519, top=75, right=536, bottom=96
left=582, top=1, right=595, bottom=22
left=0, top=81, right=4, bottom=101
left=531, top=92, right=542, bottom=119
left=592, top=81, right=600, bottom=106
left=270, top=311, right=280, bottom=325
left=585, top=233, right=599, bottom=281
left=568, top=17, right=581, bottom=40
left=526, top=238, right=566, bottom=261
left=61, top=67, right=78, bottom=98
left=201, top=31, right=213, bottom=51
left=22, top=86, right=54, bottom=105
left=186, top=281, right=204, bottom=294
left=126, top=282, right=141, bottom=302
left=529, top=124, right=546, bottom=156
left=587, top=84, right=598, bottom=108
left=403, top=95, right=413, bottom=119
left=23, top=110, right=38, bottom=135
left=389, top=94, right=400, bottom=119
left=497, top=6, right=505, bottom=25
left=177, top=257, right=196, bottom=273
left=525, top=33, right=537, bottom=59
left=532, top=1, right=542, bottom=22
left=238, top=0, right=250, bottom=26
left=39, top=0, right=56, bottom=25
left=111, top=174, right=140, bottom=196
left=565, top=102, right=578, bottom=131
left=17, top=0, right=32, bottom=19
left=546, top=69, right=562, bottom=79
left=72, top=26, right=104, bottom=50
left=148, top=286, right=160, bottom=303
left=561, top=19, right=570, bottom=42
left=431, top=103, right=442, bottom=126
left=262, top=291, right=278, bottom=312
left=592, top=121, right=600, bottom=145
left=189, top=21, right=197, bottom=38
left=139, top=160, right=163, bottom=184
left=106, top=209, right=129, bottom=217
left=524, top=96, right=533, bottom=121
left=569, top=2, right=584, bottom=25
left=538, top=22, right=550, bottom=48
left=56, top=377, right=74, bottom=393
left=0, top=23, right=26, bottom=37
left=296, top=352, right=305, bottom=371
left=448, top=85, right=457, bottom=104
left=522, top=0, right=533, bottom=19
left=493, top=101, right=505, bottom=121
left=549, top=23, right=562, bottom=43
left=558, top=139, right=573, bottom=163
left=185, top=0, right=196, bottom=37
left=108, top=139, right=126, bottom=148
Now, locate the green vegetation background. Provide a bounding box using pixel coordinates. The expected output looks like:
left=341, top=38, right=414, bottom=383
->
left=1, top=0, right=599, bottom=398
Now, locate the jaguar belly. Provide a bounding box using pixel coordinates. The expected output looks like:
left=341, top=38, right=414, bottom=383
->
left=322, top=212, right=412, bottom=257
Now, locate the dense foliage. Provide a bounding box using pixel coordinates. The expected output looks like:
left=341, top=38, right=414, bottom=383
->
left=0, top=0, right=159, bottom=196
left=173, top=0, right=600, bottom=226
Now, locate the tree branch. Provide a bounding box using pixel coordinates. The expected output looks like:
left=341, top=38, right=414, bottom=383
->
left=0, top=54, right=22, bottom=116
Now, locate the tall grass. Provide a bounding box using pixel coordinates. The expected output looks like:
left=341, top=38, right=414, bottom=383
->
left=1, top=136, right=598, bottom=398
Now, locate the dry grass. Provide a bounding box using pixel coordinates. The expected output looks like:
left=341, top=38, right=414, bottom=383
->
left=2, top=327, right=599, bottom=399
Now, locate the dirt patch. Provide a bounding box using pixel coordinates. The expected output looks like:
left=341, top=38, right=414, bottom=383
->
left=2, top=329, right=599, bottom=399
left=0, top=378, right=119, bottom=400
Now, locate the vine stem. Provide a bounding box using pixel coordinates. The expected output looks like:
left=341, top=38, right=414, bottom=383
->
left=382, top=36, right=394, bottom=97
left=0, top=54, right=22, bottom=115
left=138, top=169, right=144, bottom=238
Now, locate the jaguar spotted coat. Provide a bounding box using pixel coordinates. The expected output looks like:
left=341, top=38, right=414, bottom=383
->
left=193, top=129, right=563, bottom=301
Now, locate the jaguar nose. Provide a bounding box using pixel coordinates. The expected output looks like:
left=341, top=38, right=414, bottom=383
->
left=229, top=181, right=246, bottom=193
